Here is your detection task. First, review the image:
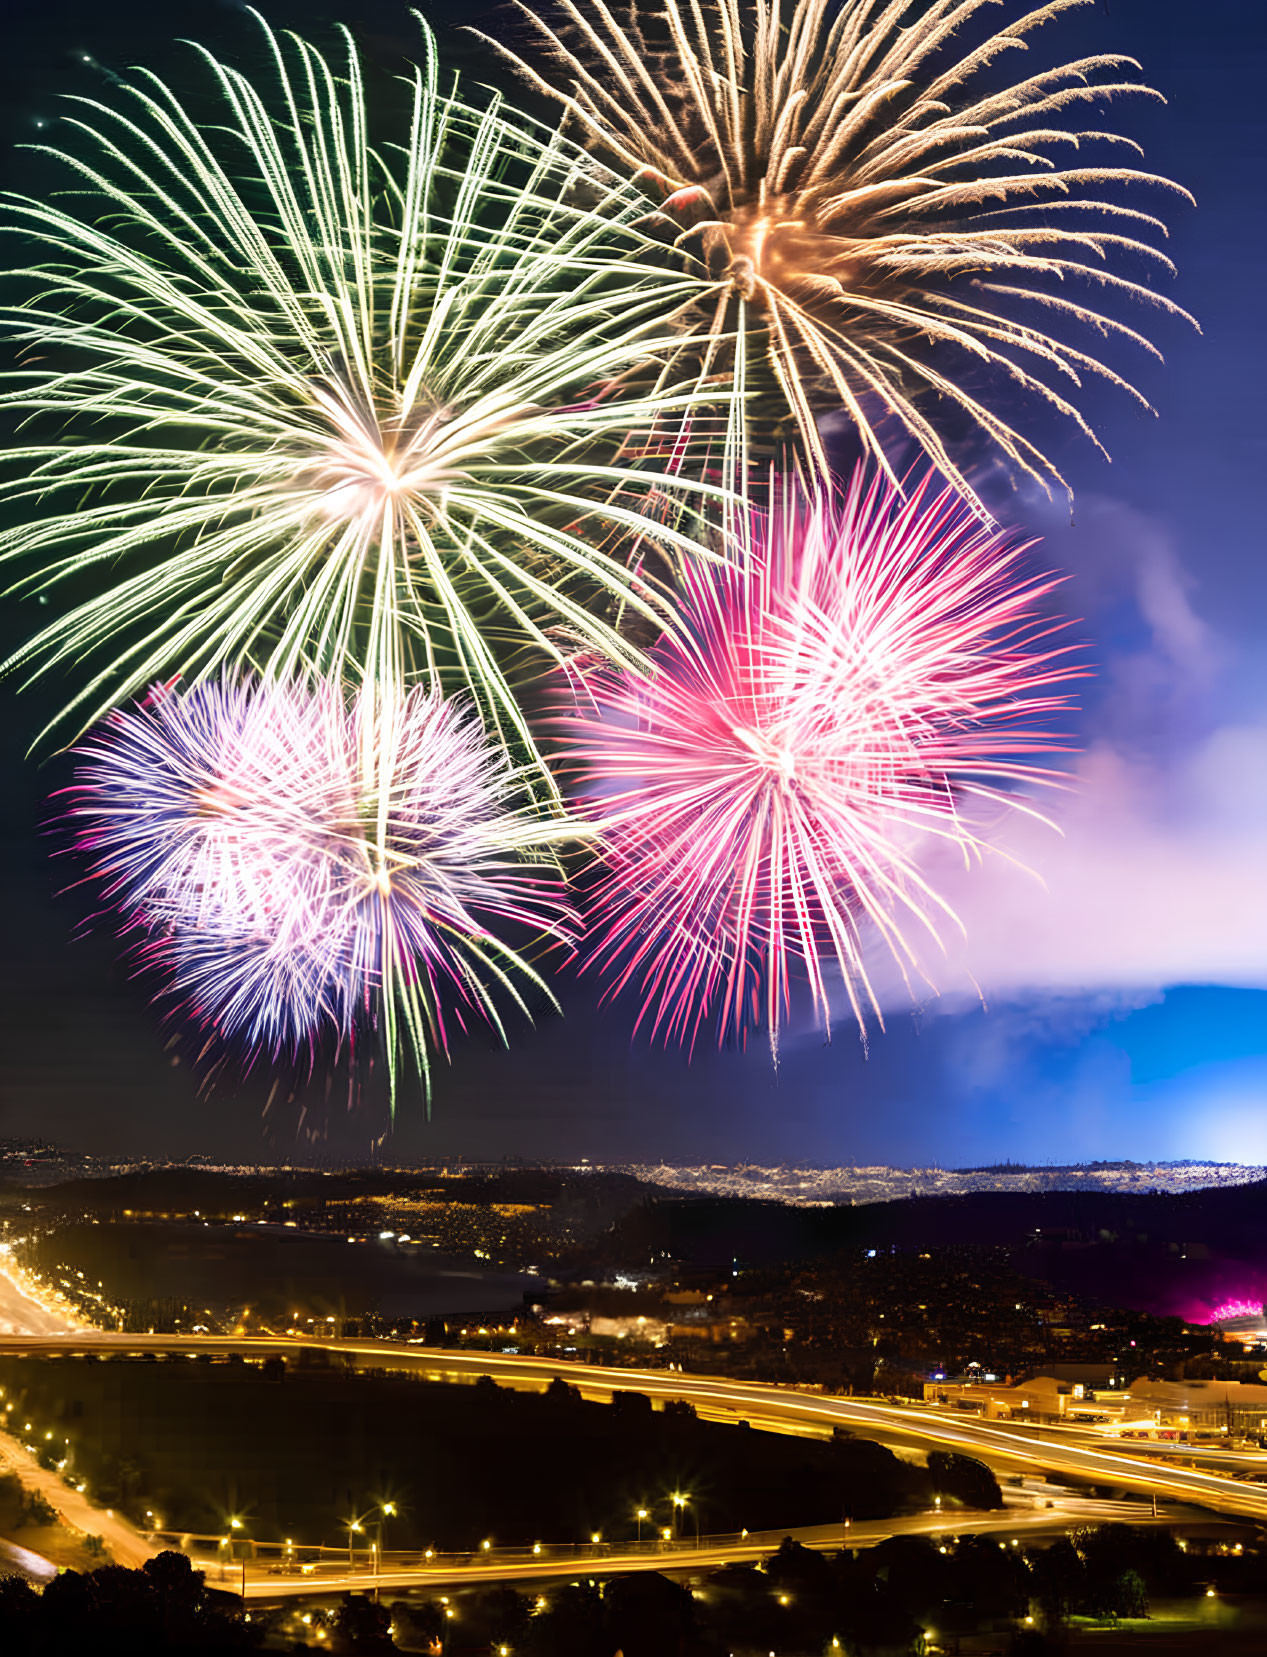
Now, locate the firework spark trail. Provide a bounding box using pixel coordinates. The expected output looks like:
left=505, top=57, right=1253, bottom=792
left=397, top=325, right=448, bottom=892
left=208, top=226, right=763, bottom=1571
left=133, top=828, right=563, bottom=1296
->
left=559, top=470, right=1080, bottom=1052
left=477, top=0, right=1195, bottom=509
left=71, top=677, right=577, bottom=1103
left=0, top=12, right=731, bottom=780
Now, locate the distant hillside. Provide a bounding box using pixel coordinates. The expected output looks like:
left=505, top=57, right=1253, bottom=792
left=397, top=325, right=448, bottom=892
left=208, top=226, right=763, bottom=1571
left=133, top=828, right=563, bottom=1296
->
left=9, top=1163, right=1267, bottom=1323
left=0, top=1164, right=663, bottom=1226
left=601, top=1182, right=1267, bottom=1319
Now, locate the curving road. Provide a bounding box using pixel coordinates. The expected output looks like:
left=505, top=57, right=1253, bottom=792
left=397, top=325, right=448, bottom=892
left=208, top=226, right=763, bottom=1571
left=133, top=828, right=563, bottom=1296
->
left=189, top=1497, right=1165, bottom=1603
left=4, top=1330, right=1267, bottom=1527
left=0, top=1259, right=82, bottom=1339
left=0, top=1431, right=157, bottom=1569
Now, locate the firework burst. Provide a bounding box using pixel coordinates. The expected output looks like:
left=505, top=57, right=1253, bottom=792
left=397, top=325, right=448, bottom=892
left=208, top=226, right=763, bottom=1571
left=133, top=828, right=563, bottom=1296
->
left=479, top=0, right=1194, bottom=505
left=0, top=14, right=726, bottom=775
left=559, top=470, right=1078, bottom=1050
left=71, top=676, right=576, bottom=1102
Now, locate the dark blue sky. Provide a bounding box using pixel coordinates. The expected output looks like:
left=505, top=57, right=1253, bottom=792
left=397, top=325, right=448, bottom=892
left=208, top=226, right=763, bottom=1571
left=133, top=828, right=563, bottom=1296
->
left=0, top=0, right=1263, bottom=1164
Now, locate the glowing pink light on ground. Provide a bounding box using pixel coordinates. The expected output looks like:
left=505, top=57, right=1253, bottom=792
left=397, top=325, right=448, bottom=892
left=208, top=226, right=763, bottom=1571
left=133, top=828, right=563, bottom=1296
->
left=1207, top=1298, right=1264, bottom=1324
left=559, top=469, right=1079, bottom=1052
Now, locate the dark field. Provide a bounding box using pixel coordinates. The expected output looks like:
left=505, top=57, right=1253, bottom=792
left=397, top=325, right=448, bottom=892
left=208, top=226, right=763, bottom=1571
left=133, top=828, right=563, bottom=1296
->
left=28, top=1221, right=533, bottom=1324
left=0, top=1354, right=934, bottom=1549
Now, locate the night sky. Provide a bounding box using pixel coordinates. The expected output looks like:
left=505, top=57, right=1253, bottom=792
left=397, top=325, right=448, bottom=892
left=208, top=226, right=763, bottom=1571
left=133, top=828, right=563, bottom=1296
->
left=0, top=0, right=1263, bottom=1165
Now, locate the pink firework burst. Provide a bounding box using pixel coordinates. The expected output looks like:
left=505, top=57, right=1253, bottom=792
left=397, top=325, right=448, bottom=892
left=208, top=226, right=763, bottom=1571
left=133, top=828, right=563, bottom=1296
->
left=70, top=677, right=574, bottom=1098
left=1208, top=1299, right=1264, bottom=1325
left=559, top=470, right=1079, bottom=1050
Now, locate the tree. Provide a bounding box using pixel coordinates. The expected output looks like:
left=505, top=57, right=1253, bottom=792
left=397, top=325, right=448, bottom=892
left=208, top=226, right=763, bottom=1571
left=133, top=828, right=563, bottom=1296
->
left=19, top=1490, right=57, bottom=1527
left=764, top=1537, right=835, bottom=1597
left=0, top=1575, right=39, bottom=1655
left=332, top=1592, right=396, bottom=1653
left=611, top=1390, right=653, bottom=1419
left=1112, top=1570, right=1149, bottom=1619
left=835, top=1437, right=918, bottom=1519
left=1027, top=1539, right=1086, bottom=1625
left=604, top=1572, right=696, bottom=1657
left=388, top=1600, right=445, bottom=1652
left=758, top=1537, right=837, bottom=1650
left=14, top=1554, right=260, bottom=1656
left=926, top=1451, right=1004, bottom=1510
left=947, top=1536, right=1030, bottom=1624
left=1074, top=1524, right=1181, bottom=1604
left=143, top=1550, right=204, bottom=1615
left=524, top=1582, right=605, bottom=1657
left=865, top=1536, right=952, bottom=1622
left=544, top=1376, right=582, bottom=1406
left=701, top=1564, right=785, bottom=1653
left=474, top=1587, right=531, bottom=1646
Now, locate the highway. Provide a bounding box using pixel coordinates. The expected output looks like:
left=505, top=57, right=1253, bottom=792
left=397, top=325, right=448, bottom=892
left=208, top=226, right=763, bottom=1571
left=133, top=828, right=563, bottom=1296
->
left=196, top=1496, right=1167, bottom=1603
left=0, top=1429, right=156, bottom=1569
left=6, top=1328, right=1267, bottom=1527
left=0, top=1255, right=81, bottom=1339
left=1, top=1392, right=1161, bottom=1604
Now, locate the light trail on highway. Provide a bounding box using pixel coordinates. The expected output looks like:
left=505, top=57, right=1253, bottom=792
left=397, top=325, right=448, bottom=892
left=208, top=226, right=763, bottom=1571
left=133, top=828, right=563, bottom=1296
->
left=0, top=1256, right=82, bottom=1339
left=5, top=1331, right=1267, bottom=1527
left=228, top=1506, right=1160, bottom=1602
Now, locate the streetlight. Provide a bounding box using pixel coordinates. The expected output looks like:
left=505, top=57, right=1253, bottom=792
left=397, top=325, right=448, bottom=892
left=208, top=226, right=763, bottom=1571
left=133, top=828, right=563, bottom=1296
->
left=671, top=1492, right=699, bottom=1546
left=346, top=1518, right=363, bottom=1570
left=636, top=1507, right=649, bottom=1542
left=376, top=1502, right=396, bottom=1572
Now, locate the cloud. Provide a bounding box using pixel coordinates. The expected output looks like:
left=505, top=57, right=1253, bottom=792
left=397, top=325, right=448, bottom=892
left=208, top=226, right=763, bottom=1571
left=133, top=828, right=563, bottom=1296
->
left=871, top=493, right=1267, bottom=1008
left=902, top=734, right=1267, bottom=1004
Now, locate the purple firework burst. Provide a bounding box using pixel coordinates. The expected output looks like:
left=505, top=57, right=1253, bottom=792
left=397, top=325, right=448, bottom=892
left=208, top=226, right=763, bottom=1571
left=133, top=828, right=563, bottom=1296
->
left=70, top=676, right=574, bottom=1097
